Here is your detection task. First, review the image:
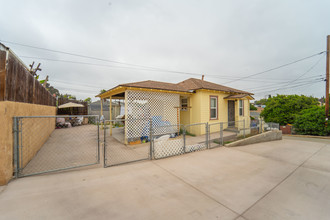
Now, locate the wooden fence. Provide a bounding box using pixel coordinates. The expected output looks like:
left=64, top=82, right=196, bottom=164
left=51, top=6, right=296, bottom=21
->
left=0, top=48, right=56, bottom=106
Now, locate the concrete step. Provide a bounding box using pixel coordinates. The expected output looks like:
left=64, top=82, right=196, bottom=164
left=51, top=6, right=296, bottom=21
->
left=224, top=127, right=238, bottom=132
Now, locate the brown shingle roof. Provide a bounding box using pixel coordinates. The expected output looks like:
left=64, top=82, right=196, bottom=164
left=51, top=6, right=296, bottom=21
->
left=224, top=94, right=251, bottom=99
left=177, top=78, right=253, bottom=94
left=108, top=78, right=253, bottom=95
left=120, top=80, right=186, bottom=92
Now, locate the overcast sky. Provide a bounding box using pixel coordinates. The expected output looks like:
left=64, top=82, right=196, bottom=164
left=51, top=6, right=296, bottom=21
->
left=1, top=0, right=329, bottom=101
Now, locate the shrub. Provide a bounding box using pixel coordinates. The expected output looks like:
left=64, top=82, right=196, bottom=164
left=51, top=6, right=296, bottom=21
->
left=294, top=106, right=330, bottom=136
left=260, top=94, right=318, bottom=125
left=250, top=103, right=257, bottom=111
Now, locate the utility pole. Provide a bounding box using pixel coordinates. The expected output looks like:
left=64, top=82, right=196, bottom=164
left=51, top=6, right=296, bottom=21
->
left=326, top=35, right=330, bottom=122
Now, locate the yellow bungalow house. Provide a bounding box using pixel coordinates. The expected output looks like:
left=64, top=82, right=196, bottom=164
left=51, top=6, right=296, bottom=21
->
left=97, top=78, right=253, bottom=144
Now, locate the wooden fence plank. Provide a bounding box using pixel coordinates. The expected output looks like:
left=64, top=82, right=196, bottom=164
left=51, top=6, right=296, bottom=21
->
left=0, top=50, right=6, bottom=101
left=1, top=50, right=57, bottom=106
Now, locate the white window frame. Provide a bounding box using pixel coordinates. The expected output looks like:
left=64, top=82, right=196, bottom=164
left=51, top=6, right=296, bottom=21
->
left=210, top=96, right=218, bottom=120
left=239, top=100, right=244, bottom=116
left=181, top=98, right=188, bottom=111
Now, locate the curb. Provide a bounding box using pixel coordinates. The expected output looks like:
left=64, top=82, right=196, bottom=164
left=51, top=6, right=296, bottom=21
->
left=283, top=134, right=330, bottom=140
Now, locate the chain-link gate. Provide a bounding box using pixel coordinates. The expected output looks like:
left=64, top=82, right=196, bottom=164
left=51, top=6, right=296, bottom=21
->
left=103, top=119, right=151, bottom=167
left=13, top=115, right=100, bottom=177
left=183, top=123, right=208, bottom=153
left=151, top=124, right=184, bottom=159
left=208, top=122, right=223, bottom=148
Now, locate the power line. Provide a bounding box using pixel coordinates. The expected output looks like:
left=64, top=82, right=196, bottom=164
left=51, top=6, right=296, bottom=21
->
left=20, top=56, right=292, bottom=83
left=223, top=51, right=326, bottom=84
left=1, top=39, right=326, bottom=84
left=282, top=53, right=325, bottom=85
left=251, top=77, right=323, bottom=93
left=55, top=86, right=99, bottom=94
left=1, top=39, right=202, bottom=77
left=249, top=55, right=324, bottom=93
left=20, top=56, right=179, bottom=72
left=23, top=55, right=324, bottom=85
left=244, top=75, right=323, bottom=91
left=254, top=79, right=324, bottom=94
left=50, top=79, right=108, bottom=90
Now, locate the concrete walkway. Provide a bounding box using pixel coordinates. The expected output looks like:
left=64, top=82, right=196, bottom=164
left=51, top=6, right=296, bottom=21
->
left=0, top=136, right=330, bottom=219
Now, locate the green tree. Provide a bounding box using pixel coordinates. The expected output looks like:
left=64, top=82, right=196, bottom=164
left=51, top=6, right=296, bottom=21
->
left=255, top=98, right=268, bottom=105
left=61, top=94, right=76, bottom=100
left=45, top=83, right=60, bottom=97
left=260, top=94, right=318, bottom=125
left=250, top=103, right=257, bottom=110
left=294, top=106, right=330, bottom=136
left=100, top=89, right=107, bottom=94
left=84, top=97, right=92, bottom=104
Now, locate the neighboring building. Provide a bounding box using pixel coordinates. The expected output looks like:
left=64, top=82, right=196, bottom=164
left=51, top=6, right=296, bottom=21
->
left=318, top=98, right=325, bottom=106
left=97, top=78, right=253, bottom=144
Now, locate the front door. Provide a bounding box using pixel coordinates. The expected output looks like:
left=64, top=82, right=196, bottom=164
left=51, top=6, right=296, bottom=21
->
left=228, top=100, right=235, bottom=127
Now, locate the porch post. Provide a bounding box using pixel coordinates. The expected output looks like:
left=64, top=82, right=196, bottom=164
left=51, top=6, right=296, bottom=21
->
left=124, top=91, right=128, bottom=145
left=109, top=96, right=112, bottom=135
left=100, top=98, right=103, bottom=116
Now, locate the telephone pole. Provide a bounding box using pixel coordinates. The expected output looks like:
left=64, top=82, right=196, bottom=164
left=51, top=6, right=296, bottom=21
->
left=326, top=35, right=330, bottom=121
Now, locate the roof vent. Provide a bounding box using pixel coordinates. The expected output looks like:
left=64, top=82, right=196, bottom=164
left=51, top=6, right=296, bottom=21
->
left=202, top=75, right=204, bottom=81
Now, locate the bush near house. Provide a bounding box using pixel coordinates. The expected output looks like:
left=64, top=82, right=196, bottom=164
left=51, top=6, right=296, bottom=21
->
left=250, top=103, right=257, bottom=110
left=260, top=94, right=319, bottom=125
left=294, top=106, right=330, bottom=136
left=255, top=98, right=267, bottom=105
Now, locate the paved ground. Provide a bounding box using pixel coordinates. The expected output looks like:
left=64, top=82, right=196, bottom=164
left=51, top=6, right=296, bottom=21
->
left=104, top=127, right=236, bottom=165
left=1, top=136, right=330, bottom=219
left=21, top=125, right=99, bottom=176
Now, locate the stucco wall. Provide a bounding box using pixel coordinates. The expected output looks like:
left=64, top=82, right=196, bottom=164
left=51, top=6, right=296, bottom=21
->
left=180, top=90, right=251, bottom=136
left=0, top=101, right=56, bottom=185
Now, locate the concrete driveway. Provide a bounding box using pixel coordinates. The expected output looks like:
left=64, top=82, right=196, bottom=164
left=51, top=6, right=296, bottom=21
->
left=0, top=136, right=329, bottom=220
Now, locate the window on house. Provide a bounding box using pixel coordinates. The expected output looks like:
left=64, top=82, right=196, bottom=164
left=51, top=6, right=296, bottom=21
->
left=210, top=96, right=218, bottom=119
left=239, top=100, right=244, bottom=116
left=181, top=98, right=188, bottom=111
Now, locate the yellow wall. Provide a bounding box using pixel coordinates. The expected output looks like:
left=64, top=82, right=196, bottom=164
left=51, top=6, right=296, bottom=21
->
left=180, top=96, right=191, bottom=125
left=180, top=90, right=251, bottom=135
left=0, top=101, right=56, bottom=185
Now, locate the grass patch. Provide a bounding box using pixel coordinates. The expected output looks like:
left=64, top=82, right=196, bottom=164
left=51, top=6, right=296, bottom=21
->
left=180, top=129, right=196, bottom=137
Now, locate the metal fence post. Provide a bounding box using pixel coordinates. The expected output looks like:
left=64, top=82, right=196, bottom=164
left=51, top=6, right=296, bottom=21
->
left=149, top=119, right=153, bottom=160
left=103, top=118, right=106, bottom=167
left=183, top=126, right=186, bottom=153
left=243, top=119, right=246, bottom=138
left=205, top=122, right=209, bottom=149
left=19, top=119, right=23, bottom=174
left=97, top=116, right=100, bottom=164
left=220, top=122, right=223, bottom=146
left=13, top=117, right=19, bottom=178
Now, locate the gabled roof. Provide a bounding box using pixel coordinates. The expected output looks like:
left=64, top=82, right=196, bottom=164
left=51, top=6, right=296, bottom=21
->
left=97, top=78, right=253, bottom=97
left=177, top=78, right=252, bottom=94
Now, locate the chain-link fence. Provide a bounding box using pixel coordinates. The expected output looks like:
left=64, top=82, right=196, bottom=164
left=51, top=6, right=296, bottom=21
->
left=13, top=115, right=100, bottom=177
left=250, top=119, right=280, bottom=134
left=103, top=118, right=151, bottom=167
left=184, top=123, right=208, bottom=153
left=152, top=124, right=184, bottom=159
left=208, top=122, right=223, bottom=148
left=263, top=122, right=280, bottom=131
left=13, top=114, right=280, bottom=177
